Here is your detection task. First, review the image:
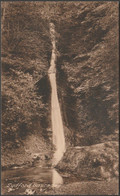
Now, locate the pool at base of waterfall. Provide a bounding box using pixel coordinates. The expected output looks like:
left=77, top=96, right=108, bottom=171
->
left=1, top=166, right=81, bottom=195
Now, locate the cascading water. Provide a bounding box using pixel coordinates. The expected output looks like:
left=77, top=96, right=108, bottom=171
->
left=48, top=22, right=66, bottom=166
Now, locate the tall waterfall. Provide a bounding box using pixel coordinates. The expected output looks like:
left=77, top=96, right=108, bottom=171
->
left=48, top=23, right=66, bottom=165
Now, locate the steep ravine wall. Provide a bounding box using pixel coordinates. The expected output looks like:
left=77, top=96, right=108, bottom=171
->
left=56, top=1, right=119, bottom=146
left=54, top=2, right=119, bottom=181
left=2, top=6, right=53, bottom=167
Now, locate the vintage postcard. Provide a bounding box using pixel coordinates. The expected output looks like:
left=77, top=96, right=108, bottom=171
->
left=1, top=0, right=119, bottom=195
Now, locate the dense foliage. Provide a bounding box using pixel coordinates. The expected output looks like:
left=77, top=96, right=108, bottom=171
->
left=2, top=2, right=51, bottom=141
left=2, top=2, right=119, bottom=146
left=56, top=2, right=119, bottom=145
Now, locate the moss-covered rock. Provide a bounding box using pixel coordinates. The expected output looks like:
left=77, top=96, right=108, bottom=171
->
left=56, top=141, right=118, bottom=180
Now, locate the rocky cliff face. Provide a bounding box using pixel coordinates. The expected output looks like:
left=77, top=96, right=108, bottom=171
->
left=54, top=2, right=119, bottom=181
left=56, top=1, right=119, bottom=146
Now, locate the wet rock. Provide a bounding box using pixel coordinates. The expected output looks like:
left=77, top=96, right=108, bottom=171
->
left=56, top=141, right=118, bottom=181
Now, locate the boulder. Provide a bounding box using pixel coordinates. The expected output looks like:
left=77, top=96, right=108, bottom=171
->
left=56, top=141, right=118, bottom=180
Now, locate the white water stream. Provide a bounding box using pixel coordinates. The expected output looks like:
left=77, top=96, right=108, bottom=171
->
left=48, top=23, right=66, bottom=166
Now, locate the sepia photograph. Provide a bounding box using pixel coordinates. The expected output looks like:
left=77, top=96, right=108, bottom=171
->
left=1, top=0, right=119, bottom=195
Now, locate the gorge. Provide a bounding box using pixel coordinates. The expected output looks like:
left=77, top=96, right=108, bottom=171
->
left=1, top=1, right=119, bottom=195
